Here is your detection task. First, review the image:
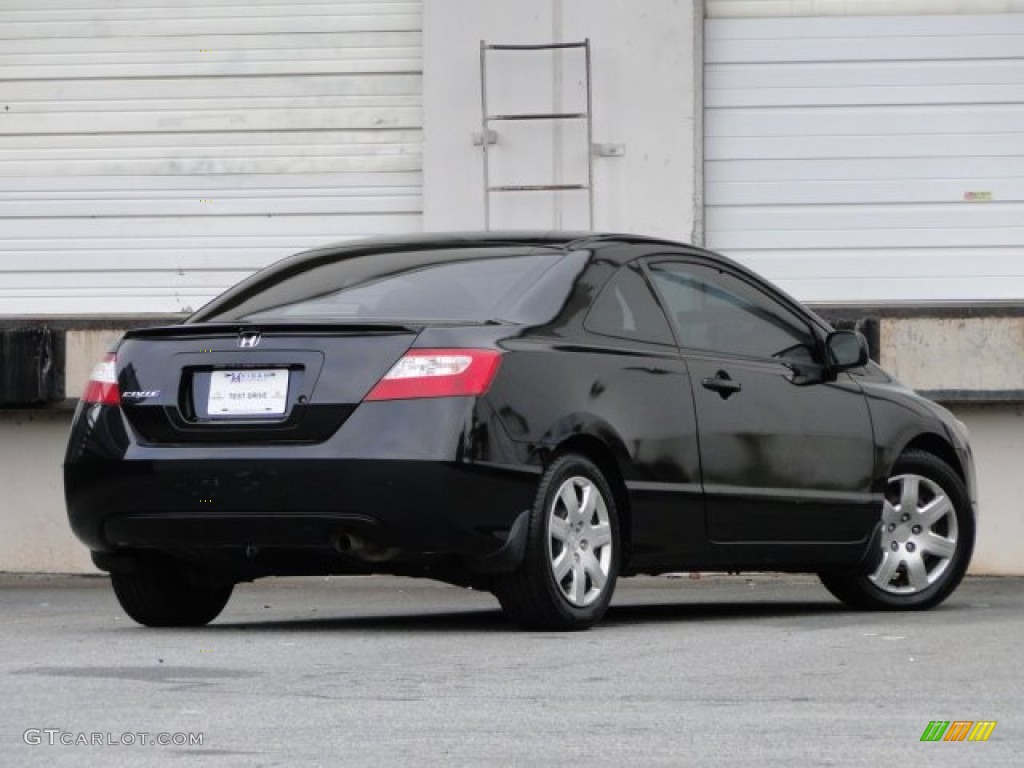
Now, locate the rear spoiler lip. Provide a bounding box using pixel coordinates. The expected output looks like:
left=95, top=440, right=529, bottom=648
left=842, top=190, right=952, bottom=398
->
left=121, top=321, right=428, bottom=340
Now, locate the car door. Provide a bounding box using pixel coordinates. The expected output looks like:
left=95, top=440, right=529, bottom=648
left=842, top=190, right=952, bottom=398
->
left=645, top=257, right=878, bottom=545
left=577, top=259, right=705, bottom=569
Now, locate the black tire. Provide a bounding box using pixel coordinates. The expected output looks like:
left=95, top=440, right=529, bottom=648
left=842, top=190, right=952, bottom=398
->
left=111, top=563, right=233, bottom=627
left=494, top=454, right=620, bottom=631
left=820, top=450, right=975, bottom=610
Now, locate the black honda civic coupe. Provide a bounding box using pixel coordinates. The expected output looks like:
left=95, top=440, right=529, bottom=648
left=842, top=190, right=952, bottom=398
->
left=65, top=232, right=977, bottom=630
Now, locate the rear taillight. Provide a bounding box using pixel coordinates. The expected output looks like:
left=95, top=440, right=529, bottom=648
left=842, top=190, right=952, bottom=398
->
left=81, top=354, right=120, bottom=405
left=365, top=349, right=502, bottom=401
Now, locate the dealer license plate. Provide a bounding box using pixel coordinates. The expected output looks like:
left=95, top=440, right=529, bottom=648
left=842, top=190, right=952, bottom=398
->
left=208, top=369, right=289, bottom=416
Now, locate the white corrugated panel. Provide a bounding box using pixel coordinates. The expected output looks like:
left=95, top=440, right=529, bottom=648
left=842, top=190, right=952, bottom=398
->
left=708, top=0, right=1024, bottom=18
left=0, top=0, right=422, bottom=315
left=704, top=13, right=1024, bottom=304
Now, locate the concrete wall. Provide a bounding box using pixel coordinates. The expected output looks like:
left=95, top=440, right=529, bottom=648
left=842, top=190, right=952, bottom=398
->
left=423, top=0, right=702, bottom=240
left=881, top=317, right=1024, bottom=400
left=0, top=410, right=92, bottom=573
left=949, top=405, right=1024, bottom=575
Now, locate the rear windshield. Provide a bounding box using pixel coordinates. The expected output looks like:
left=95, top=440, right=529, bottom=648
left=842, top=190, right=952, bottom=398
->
left=194, top=247, right=580, bottom=324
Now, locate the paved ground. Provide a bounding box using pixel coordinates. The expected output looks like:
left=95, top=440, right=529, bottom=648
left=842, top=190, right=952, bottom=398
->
left=1, top=572, right=1019, bottom=767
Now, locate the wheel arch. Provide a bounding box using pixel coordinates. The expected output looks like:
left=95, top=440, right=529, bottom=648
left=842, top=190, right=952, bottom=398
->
left=900, top=432, right=965, bottom=483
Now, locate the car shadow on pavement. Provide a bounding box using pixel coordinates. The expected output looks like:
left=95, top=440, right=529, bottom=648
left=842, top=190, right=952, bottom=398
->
left=201, top=600, right=846, bottom=633
left=603, top=600, right=846, bottom=627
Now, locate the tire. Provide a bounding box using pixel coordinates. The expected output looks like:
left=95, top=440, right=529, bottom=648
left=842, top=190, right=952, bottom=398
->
left=820, top=450, right=975, bottom=610
left=494, top=454, right=620, bottom=630
left=111, top=563, right=234, bottom=627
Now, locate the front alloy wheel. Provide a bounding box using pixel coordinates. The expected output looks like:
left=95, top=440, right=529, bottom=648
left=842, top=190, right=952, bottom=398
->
left=494, top=454, right=620, bottom=630
left=872, top=472, right=958, bottom=594
left=820, top=450, right=974, bottom=610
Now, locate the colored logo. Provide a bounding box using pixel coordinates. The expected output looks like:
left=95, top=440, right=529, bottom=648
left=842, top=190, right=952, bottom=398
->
left=920, top=721, right=997, bottom=742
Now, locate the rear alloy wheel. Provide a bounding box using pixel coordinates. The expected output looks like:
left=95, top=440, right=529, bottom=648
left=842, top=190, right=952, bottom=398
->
left=495, top=454, right=620, bottom=630
left=111, top=563, right=233, bottom=627
left=820, top=450, right=974, bottom=610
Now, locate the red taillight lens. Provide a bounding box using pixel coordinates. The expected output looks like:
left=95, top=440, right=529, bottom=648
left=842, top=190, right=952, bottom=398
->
left=81, top=353, right=120, bottom=405
left=365, top=349, right=502, bottom=401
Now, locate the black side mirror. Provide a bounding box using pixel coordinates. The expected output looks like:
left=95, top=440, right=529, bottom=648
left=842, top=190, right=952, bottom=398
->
left=826, top=330, right=869, bottom=372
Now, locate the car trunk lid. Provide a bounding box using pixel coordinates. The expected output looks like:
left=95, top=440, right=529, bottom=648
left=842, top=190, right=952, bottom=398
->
left=113, top=323, right=419, bottom=444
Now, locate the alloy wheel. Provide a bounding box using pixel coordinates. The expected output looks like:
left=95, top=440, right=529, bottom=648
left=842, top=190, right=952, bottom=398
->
left=871, top=472, right=959, bottom=594
left=547, top=476, right=614, bottom=607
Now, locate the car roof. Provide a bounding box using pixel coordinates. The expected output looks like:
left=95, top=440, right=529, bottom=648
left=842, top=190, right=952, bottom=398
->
left=293, top=231, right=701, bottom=266
left=187, top=230, right=833, bottom=335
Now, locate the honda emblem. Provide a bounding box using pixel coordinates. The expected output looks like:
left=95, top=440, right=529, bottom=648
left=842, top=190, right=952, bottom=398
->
left=237, top=332, right=262, bottom=349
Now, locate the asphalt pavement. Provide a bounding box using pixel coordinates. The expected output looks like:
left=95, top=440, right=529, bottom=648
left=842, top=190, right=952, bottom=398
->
left=1, top=572, right=1019, bottom=767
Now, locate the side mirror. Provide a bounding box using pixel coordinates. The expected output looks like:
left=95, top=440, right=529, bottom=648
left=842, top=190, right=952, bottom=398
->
left=826, top=330, right=869, bottom=372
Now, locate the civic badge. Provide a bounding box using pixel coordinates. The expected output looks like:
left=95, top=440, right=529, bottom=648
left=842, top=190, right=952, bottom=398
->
left=237, top=331, right=262, bottom=348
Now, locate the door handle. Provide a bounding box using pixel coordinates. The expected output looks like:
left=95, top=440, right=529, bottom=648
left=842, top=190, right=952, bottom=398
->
left=701, top=370, right=742, bottom=400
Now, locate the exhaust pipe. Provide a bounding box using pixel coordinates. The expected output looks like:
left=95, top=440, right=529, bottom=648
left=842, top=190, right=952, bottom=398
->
left=334, top=532, right=400, bottom=563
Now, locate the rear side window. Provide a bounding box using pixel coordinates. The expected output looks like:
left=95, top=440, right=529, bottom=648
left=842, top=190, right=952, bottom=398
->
left=584, top=264, right=674, bottom=345
left=197, top=248, right=576, bottom=324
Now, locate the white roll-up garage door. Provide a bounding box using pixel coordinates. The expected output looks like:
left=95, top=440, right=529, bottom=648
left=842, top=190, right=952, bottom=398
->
left=0, top=0, right=422, bottom=315
left=704, top=12, right=1024, bottom=304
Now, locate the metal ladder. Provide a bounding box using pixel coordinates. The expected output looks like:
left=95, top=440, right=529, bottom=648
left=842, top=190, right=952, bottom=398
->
left=479, top=39, right=594, bottom=230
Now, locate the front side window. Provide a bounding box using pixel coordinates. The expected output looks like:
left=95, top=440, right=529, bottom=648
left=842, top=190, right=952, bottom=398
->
left=647, top=261, right=817, bottom=361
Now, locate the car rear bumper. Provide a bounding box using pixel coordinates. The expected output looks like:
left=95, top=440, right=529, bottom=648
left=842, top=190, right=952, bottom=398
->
left=64, top=398, right=539, bottom=573
left=67, top=457, right=536, bottom=566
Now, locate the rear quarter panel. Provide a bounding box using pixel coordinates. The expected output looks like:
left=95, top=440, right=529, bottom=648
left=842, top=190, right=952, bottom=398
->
left=484, top=337, right=707, bottom=571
